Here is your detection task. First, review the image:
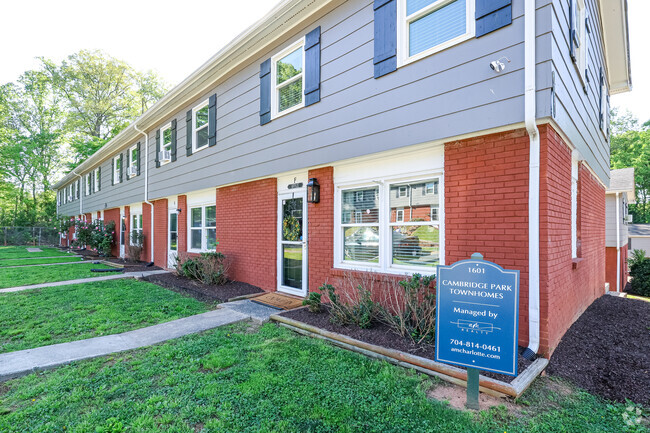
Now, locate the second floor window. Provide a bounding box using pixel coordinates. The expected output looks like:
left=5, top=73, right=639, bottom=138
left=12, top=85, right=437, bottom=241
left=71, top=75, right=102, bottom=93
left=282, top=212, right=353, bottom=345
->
left=113, top=156, right=121, bottom=185
left=85, top=174, right=91, bottom=196
left=129, top=145, right=138, bottom=177
left=161, top=124, right=172, bottom=163
left=272, top=40, right=304, bottom=117
left=399, top=0, right=473, bottom=65
left=193, top=101, right=209, bottom=152
left=571, top=0, right=588, bottom=85
left=94, top=168, right=100, bottom=192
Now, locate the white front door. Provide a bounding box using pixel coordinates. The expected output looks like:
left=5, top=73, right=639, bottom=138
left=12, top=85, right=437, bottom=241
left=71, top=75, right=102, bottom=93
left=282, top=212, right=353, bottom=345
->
left=168, top=212, right=178, bottom=268
left=277, top=191, right=308, bottom=297
left=119, top=214, right=126, bottom=258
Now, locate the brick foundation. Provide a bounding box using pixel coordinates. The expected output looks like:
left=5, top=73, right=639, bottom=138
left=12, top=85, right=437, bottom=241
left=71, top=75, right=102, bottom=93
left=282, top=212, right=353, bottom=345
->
left=216, top=179, right=277, bottom=291
left=153, top=199, right=168, bottom=268
left=308, top=167, right=334, bottom=292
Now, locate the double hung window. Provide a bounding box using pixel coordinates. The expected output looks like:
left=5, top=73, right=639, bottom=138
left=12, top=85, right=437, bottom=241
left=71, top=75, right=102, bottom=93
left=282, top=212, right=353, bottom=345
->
left=94, top=168, right=100, bottom=192
left=85, top=174, right=91, bottom=196
left=129, top=145, right=138, bottom=177
left=272, top=40, right=305, bottom=117
left=131, top=214, right=143, bottom=246
left=189, top=205, right=217, bottom=252
left=571, top=0, right=588, bottom=85
left=113, top=156, right=121, bottom=184
left=193, top=101, right=209, bottom=152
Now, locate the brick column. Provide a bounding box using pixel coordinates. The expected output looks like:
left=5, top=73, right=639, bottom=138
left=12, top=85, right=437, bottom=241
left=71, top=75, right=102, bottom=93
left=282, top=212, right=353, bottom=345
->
left=307, top=166, right=334, bottom=293
left=103, top=208, right=121, bottom=257
left=143, top=202, right=152, bottom=262
left=153, top=199, right=168, bottom=268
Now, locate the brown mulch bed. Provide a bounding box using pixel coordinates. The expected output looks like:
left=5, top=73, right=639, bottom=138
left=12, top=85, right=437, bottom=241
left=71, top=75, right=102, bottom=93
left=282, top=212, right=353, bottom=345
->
left=547, top=295, right=650, bottom=406
left=141, top=272, right=263, bottom=304
left=67, top=249, right=161, bottom=272
left=280, top=306, right=532, bottom=384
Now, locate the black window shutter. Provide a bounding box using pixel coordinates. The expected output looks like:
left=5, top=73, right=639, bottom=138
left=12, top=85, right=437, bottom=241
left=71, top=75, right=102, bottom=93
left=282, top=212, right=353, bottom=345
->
left=186, top=110, right=193, bottom=156
left=569, top=0, right=577, bottom=61
left=89, top=175, right=93, bottom=196
left=112, top=159, right=115, bottom=185
left=155, top=129, right=161, bottom=168
left=208, top=94, right=217, bottom=147
left=77, top=180, right=80, bottom=199
left=260, top=59, right=272, bottom=125
left=475, top=0, right=512, bottom=37
left=304, top=26, right=321, bottom=106
left=598, top=67, right=604, bottom=128
left=119, top=154, right=123, bottom=183
left=171, top=120, right=178, bottom=161
left=125, top=149, right=130, bottom=181
left=137, top=142, right=141, bottom=175
left=373, top=0, right=397, bottom=78
left=98, top=167, right=101, bottom=191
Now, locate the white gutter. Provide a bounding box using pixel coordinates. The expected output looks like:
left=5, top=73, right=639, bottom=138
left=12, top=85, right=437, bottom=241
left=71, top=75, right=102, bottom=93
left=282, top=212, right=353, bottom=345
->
left=523, top=0, right=540, bottom=360
left=616, top=192, right=621, bottom=292
left=134, top=124, right=155, bottom=264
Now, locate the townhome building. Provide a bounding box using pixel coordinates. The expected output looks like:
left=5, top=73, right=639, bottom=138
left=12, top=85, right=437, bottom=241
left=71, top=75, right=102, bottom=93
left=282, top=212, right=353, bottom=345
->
left=54, top=0, right=631, bottom=356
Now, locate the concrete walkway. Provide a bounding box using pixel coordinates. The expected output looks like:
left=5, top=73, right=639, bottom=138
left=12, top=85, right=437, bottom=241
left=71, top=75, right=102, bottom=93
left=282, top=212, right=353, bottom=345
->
left=0, top=300, right=279, bottom=381
left=0, top=270, right=169, bottom=294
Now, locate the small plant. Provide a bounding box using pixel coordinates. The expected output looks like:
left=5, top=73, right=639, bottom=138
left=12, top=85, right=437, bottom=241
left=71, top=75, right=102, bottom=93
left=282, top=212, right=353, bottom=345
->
left=127, top=230, right=145, bottom=262
left=302, top=292, right=322, bottom=313
left=322, top=282, right=379, bottom=329
left=627, top=249, right=650, bottom=297
left=176, top=251, right=230, bottom=285
left=71, top=220, right=115, bottom=256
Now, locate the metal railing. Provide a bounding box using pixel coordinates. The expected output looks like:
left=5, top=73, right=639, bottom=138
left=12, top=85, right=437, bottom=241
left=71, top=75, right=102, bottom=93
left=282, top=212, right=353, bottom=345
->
left=0, top=227, right=60, bottom=246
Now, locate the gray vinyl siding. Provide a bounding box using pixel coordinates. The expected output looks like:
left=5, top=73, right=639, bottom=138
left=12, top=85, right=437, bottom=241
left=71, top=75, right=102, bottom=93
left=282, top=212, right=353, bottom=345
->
left=59, top=0, right=562, bottom=214
left=629, top=237, right=650, bottom=257
left=549, top=0, right=610, bottom=184
left=605, top=194, right=628, bottom=247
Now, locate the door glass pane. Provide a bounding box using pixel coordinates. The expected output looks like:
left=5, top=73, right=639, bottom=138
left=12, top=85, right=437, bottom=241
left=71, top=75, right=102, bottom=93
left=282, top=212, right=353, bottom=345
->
left=282, top=198, right=303, bottom=241
left=191, top=229, right=202, bottom=250
left=392, top=225, right=439, bottom=267
left=170, top=233, right=178, bottom=251
left=343, top=226, right=380, bottom=263
left=282, top=245, right=303, bottom=289
left=191, top=207, right=202, bottom=228
left=169, top=213, right=177, bottom=232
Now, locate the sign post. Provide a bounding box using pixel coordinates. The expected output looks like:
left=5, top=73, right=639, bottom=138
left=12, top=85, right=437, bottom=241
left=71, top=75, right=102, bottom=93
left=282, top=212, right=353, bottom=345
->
left=435, top=253, right=520, bottom=410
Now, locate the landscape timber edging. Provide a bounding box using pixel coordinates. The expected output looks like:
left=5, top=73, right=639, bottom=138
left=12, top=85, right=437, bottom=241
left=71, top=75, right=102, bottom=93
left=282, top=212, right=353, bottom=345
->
left=271, top=311, right=548, bottom=398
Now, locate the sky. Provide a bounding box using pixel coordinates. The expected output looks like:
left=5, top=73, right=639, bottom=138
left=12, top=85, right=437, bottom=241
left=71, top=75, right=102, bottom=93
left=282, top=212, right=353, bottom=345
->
left=0, top=0, right=648, bottom=123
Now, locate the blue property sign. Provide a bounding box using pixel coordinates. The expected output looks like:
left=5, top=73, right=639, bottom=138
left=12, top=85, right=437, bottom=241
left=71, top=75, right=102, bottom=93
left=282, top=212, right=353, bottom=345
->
left=435, top=255, right=520, bottom=376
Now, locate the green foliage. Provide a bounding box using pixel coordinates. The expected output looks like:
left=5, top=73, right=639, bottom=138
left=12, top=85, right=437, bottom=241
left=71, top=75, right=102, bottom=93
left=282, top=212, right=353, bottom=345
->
left=176, top=251, right=229, bottom=285
left=0, top=256, right=82, bottom=267
left=71, top=219, right=115, bottom=256
left=0, top=262, right=115, bottom=289
left=323, top=283, right=379, bottom=329
left=302, top=291, right=322, bottom=313
left=0, top=324, right=642, bottom=432
left=127, top=229, right=145, bottom=262
left=0, top=279, right=207, bottom=353
left=627, top=250, right=650, bottom=297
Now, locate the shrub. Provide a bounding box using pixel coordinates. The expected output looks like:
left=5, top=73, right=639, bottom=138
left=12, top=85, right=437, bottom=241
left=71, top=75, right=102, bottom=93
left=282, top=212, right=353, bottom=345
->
left=176, top=252, right=230, bottom=285
left=628, top=249, right=650, bottom=297
left=322, top=281, right=379, bottom=329
left=302, top=292, right=322, bottom=313
left=71, top=220, right=115, bottom=257
left=127, top=230, right=145, bottom=262
left=378, top=274, right=436, bottom=344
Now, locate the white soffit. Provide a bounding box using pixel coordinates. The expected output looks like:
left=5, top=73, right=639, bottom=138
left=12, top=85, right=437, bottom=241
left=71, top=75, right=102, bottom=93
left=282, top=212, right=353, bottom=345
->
left=599, top=0, right=632, bottom=94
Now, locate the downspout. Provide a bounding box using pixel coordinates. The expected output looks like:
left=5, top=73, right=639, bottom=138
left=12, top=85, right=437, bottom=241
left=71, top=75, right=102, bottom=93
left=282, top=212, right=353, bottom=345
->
left=134, top=124, right=155, bottom=264
left=522, top=0, right=540, bottom=360
left=616, top=192, right=621, bottom=292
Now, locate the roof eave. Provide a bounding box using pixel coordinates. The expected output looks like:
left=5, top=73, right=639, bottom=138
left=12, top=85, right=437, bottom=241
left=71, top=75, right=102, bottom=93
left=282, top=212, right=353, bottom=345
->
left=599, top=0, right=632, bottom=95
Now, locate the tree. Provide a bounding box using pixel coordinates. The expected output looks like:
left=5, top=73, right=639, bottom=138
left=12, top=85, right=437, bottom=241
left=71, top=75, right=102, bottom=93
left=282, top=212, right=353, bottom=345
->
left=610, top=110, right=650, bottom=223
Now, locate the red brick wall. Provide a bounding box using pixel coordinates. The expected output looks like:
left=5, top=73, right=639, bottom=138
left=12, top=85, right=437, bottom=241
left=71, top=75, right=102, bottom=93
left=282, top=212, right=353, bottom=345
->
left=103, top=208, right=120, bottom=257
left=143, top=203, right=152, bottom=262
left=445, top=129, right=531, bottom=347
left=605, top=245, right=628, bottom=293
left=153, top=199, right=168, bottom=268
left=539, top=124, right=605, bottom=355
left=216, top=178, right=277, bottom=291
left=308, top=167, right=334, bottom=292
left=178, top=195, right=187, bottom=254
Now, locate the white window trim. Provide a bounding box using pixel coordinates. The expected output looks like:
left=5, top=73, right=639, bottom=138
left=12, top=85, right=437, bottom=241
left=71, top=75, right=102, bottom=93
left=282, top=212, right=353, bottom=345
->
left=85, top=174, right=91, bottom=196
left=160, top=123, right=172, bottom=166
left=397, top=0, right=475, bottom=68
left=113, top=156, right=121, bottom=185
left=571, top=157, right=579, bottom=258
left=187, top=204, right=217, bottom=253
left=128, top=145, right=138, bottom=178
left=333, top=172, right=445, bottom=276
left=270, top=38, right=306, bottom=120
left=94, top=168, right=100, bottom=192
left=192, top=99, right=210, bottom=153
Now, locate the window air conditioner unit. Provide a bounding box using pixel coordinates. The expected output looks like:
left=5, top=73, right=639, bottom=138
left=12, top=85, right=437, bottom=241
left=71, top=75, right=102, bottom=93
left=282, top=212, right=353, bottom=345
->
left=67, top=195, right=73, bottom=202
left=128, top=166, right=138, bottom=177
left=159, top=150, right=172, bottom=163
left=626, top=214, right=633, bottom=223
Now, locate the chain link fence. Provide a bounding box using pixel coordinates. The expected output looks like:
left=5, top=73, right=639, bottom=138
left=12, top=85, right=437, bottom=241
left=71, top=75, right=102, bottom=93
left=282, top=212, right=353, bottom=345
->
left=0, top=227, right=60, bottom=246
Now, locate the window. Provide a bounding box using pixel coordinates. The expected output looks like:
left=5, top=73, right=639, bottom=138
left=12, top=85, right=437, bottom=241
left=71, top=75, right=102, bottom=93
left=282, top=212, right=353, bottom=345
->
left=128, top=145, right=138, bottom=178
left=193, top=101, right=209, bottom=152
left=338, top=176, right=442, bottom=272
left=113, top=156, right=121, bottom=184
left=571, top=158, right=579, bottom=258
left=571, top=0, right=588, bottom=85
left=85, top=174, right=91, bottom=196
left=131, top=214, right=143, bottom=246
left=169, top=213, right=178, bottom=251
left=271, top=40, right=304, bottom=117
left=94, top=168, right=100, bottom=192
left=398, top=0, right=474, bottom=65
left=120, top=216, right=126, bottom=246
left=71, top=182, right=76, bottom=201
left=600, top=78, right=609, bottom=136
left=355, top=191, right=364, bottom=202
left=189, top=205, right=217, bottom=252
left=425, top=181, right=438, bottom=195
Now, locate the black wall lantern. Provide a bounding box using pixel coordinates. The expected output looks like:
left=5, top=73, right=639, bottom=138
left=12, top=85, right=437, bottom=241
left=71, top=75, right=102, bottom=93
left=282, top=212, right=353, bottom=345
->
left=307, top=178, right=320, bottom=203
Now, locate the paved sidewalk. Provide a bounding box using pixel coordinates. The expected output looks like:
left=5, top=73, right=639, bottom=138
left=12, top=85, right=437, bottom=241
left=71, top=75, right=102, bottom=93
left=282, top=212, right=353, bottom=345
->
left=0, top=270, right=169, bottom=294
left=0, top=300, right=278, bottom=382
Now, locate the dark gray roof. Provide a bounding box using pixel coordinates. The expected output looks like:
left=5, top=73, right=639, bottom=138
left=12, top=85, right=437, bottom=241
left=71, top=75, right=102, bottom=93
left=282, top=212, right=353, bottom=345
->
left=628, top=224, right=650, bottom=237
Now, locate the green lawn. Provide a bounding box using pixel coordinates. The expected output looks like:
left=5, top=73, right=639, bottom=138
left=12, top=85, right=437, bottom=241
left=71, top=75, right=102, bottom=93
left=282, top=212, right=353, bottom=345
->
left=0, top=263, right=119, bottom=289
left=0, top=323, right=643, bottom=433
left=0, top=246, right=69, bottom=259
left=0, top=279, right=208, bottom=353
left=0, top=256, right=84, bottom=267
